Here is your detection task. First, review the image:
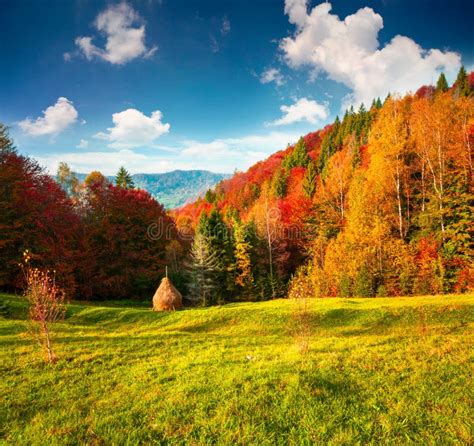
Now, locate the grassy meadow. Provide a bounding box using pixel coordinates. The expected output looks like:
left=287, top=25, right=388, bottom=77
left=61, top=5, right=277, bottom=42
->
left=1, top=293, right=473, bottom=445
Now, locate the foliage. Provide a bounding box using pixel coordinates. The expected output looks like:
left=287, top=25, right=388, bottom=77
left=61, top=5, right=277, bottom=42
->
left=436, top=72, right=449, bottom=93
left=187, top=231, right=220, bottom=305
left=115, top=166, right=135, bottom=189
left=56, top=162, right=80, bottom=198
left=21, top=251, right=66, bottom=363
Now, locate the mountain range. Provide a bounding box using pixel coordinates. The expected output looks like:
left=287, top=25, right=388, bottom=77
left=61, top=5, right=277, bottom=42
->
left=75, top=170, right=230, bottom=209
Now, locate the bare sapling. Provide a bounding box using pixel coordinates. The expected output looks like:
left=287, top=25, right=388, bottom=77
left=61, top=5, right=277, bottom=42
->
left=288, top=271, right=313, bottom=355
left=21, top=250, right=66, bottom=363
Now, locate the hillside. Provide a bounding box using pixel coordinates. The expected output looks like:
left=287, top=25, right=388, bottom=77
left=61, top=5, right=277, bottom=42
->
left=176, top=74, right=473, bottom=302
left=1, top=293, right=472, bottom=444
left=75, top=170, right=230, bottom=208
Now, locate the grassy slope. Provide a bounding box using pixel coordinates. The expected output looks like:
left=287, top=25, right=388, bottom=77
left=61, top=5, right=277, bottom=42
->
left=1, top=294, right=473, bottom=445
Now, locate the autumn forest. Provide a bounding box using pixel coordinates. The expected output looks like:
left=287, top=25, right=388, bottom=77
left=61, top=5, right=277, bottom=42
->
left=1, top=68, right=473, bottom=303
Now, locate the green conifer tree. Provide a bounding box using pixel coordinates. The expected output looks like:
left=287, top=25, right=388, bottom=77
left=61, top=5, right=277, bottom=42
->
left=283, top=137, right=310, bottom=169
left=302, top=162, right=317, bottom=198
left=271, top=168, right=288, bottom=198
left=454, top=66, right=470, bottom=97
left=115, top=166, right=135, bottom=189
left=436, top=72, right=449, bottom=93
left=188, top=231, right=220, bottom=306
left=0, top=123, right=16, bottom=154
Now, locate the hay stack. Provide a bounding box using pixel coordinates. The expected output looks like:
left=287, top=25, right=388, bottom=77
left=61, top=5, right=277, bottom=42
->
left=152, top=277, right=183, bottom=311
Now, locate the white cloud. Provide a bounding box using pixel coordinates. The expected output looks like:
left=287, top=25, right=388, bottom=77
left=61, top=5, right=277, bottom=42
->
left=38, top=149, right=178, bottom=176
left=19, top=97, right=78, bottom=136
left=95, top=108, right=170, bottom=149
left=75, top=2, right=157, bottom=65
left=260, top=68, right=285, bottom=86
left=178, top=131, right=302, bottom=171
left=76, top=139, right=89, bottom=149
left=280, top=1, right=461, bottom=108
left=268, top=97, right=329, bottom=126
left=37, top=131, right=301, bottom=175
left=221, top=17, right=231, bottom=35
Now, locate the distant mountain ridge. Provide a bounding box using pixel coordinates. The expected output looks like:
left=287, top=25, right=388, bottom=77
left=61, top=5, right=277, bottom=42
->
left=75, top=170, right=231, bottom=209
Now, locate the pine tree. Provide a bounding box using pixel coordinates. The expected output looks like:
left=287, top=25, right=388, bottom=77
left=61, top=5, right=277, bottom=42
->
left=198, top=208, right=236, bottom=302
left=454, top=66, right=470, bottom=97
left=283, top=137, right=310, bottom=169
left=115, top=166, right=135, bottom=189
left=318, top=117, right=341, bottom=173
left=302, top=161, right=317, bottom=198
left=271, top=168, right=288, bottom=198
left=436, top=73, right=449, bottom=93
left=0, top=123, right=15, bottom=154
left=188, top=232, right=220, bottom=305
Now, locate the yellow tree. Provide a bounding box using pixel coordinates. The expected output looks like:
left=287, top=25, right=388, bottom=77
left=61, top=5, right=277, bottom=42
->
left=411, top=93, right=464, bottom=241
left=316, top=145, right=353, bottom=234
left=368, top=96, right=411, bottom=239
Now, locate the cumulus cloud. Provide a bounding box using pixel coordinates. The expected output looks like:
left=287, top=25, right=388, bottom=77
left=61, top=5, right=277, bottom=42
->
left=75, top=2, right=157, bottom=65
left=280, top=1, right=461, bottom=107
left=268, top=97, right=329, bottom=126
left=19, top=97, right=78, bottom=136
left=260, top=68, right=285, bottom=86
left=76, top=139, right=89, bottom=149
left=221, top=16, right=231, bottom=35
left=95, top=108, right=170, bottom=149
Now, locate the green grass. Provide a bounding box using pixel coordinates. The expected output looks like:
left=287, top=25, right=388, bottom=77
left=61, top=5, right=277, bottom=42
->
left=1, top=293, right=473, bottom=445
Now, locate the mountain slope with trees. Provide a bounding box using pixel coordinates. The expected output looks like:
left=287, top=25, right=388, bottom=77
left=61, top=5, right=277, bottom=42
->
left=176, top=67, right=474, bottom=302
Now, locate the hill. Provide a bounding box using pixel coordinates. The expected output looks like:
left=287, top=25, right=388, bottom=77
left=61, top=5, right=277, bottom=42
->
left=1, top=293, right=472, bottom=444
left=76, top=170, right=230, bottom=208
left=175, top=72, right=473, bottom=301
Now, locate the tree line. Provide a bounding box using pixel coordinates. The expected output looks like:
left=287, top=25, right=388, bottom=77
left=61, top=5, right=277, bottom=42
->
left=179, top=67, right=473, bottom=301
left=1, top=66, right=472, bottom=303
left=0, top=131, right=181, bottom=300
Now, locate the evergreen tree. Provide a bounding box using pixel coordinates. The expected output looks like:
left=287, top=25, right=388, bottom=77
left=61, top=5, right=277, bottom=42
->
left=188, top=231, right=220, bottom=305
left=454, top=65, right=470, bottom=97
left=198, top=208, right=236, bottom=302
left=436, top=73, right=449, bottom=93
left=353, top=266, right=374, bottom=297
left=271, top=168, right=288, bottom=198
left=318, top=117, right=341, bottom=173
left=0, top=124, right=15, bottom=154
left=302, top=162, right=317, bottom=198
left=204, top=188, right=216, bottom=203
left=115, top=166, right=135, bottom=189
left=283, top=137, right=310, bottom=169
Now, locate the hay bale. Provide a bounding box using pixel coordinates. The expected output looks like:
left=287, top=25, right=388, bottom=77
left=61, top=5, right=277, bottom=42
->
left=152, top=277, right=183, bottom=311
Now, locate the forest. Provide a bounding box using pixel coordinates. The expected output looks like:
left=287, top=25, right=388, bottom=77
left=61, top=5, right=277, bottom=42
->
left=1, top=67, right=473, bottom=303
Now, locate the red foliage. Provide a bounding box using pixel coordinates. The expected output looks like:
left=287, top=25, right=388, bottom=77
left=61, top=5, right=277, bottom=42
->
left=80, top=183, right=178, bottom=299
left=468, top=71, right=474, bottom=88
left=0, top=151, right=80, bottom=294
left=415, top=85, right=435, bottom=99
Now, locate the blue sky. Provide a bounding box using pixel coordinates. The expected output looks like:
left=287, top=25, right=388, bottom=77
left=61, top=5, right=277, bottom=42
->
left=1, top=0, right=472, bottom=174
